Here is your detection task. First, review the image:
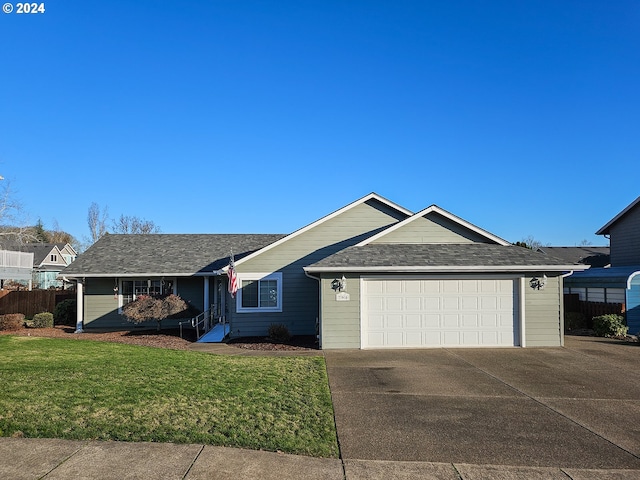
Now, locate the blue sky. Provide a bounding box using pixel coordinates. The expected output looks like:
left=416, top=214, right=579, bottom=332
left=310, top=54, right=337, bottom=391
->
left=1, top=1, right=638, bottom=247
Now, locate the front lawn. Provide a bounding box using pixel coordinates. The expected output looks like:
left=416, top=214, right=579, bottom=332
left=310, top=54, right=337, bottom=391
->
left=0, top=336, right=338, bottom=458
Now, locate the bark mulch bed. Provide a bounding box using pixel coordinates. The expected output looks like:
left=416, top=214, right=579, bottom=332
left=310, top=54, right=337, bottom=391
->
left=227, top=335, right=319, bottom=351
left=1, top=326, right=319, bottom=351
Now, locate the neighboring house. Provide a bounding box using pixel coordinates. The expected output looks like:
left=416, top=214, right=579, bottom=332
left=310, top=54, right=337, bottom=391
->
left=0, top=249, right=34, bottom=289
left=5, top=243, right=78, bottom=289
left=565, top=196, right=640, bottom=334
left=62, top=193, right=587, bottom=348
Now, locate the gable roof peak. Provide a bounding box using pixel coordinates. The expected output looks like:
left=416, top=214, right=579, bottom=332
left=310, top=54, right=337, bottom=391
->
left=596, top=195, right=640, bottom=235
left=231, top=193, right=413, bottom=269
left=357, top=204, right=510, bottom=246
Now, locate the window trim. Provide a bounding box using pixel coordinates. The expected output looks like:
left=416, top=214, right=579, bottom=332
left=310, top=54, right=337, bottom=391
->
left=236, top=272, right=283, bottom=313
left=117, top=277, right=177, bottom=313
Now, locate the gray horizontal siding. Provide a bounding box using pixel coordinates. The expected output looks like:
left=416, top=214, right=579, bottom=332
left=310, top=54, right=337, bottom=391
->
left=84, top=276, right=205, bottom=330
left=85, top=278, right=131, bottom=329
left=231, top=199, right=402, bottom=339
left=320, top=274, right=361, bottom=349
left=524, top=274, right=562, bottom=347
left=610, top=204, right=640, bottom=266
left=372, top=212, right=493, bottom=244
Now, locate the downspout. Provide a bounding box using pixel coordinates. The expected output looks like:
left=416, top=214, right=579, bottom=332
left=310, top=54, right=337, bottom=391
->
left=560, top=271, right=574, bottom=347
left=304, top=270, right=322, bottom=348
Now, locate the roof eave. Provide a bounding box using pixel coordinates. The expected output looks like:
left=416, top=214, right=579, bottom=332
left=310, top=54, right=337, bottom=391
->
left=61, top=272, right=221, bottom=279
left=303, top=265, right=589, bottom=273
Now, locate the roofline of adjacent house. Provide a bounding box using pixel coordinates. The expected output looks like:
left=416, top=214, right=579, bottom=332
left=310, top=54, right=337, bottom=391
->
left=303, top=265, right=590, bottom=273
left=356, top=205, right=510, bottom=247
left=596, top=195, right=640, bottom=235
left=227, top=192, right=414, bottom=271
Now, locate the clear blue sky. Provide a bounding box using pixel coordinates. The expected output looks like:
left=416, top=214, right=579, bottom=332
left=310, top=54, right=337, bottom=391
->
left=1, top=0, right=638, bottom=247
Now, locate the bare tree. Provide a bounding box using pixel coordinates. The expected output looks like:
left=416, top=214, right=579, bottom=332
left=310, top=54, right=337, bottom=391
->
left=49, top=219, right=76, bottom=245
left=514, top=235, right=548, bottom=250
left=112, top=214, right=161, bottom=234
left=0, top=179, right=22, bottom=228
left=87, top=202, right=109, bottom=244
left=0, top=178, right=35, bottom=246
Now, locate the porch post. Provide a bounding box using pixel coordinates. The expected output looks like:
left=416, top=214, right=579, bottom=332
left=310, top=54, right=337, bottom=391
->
left=75, top=279, right=84, bottom=333
left=203, top=276, right=210, bottom=312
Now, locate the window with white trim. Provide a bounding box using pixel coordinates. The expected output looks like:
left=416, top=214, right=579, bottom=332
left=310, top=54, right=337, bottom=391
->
left=118, top=278, right=176, bottom=312
left=236, top=272, right=282, bottom=313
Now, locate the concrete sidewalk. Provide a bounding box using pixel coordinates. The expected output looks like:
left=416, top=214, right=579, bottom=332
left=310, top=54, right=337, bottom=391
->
left=2, top=437, right=640, bottom=479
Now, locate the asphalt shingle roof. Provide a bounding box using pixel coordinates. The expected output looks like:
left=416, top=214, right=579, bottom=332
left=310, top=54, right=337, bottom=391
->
left=62, top=234, right=285, bottom=277
left=305, top=243, right=583, bottom=272
left=537, top=246, right=610, bottom=267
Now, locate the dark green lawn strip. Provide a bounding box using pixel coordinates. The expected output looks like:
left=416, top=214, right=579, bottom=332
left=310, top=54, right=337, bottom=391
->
left=0, top=336, right=338, bottom=457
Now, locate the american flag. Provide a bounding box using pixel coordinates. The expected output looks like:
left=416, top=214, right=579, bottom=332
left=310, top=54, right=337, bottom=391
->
left=227, top=254, right=238, bottom=298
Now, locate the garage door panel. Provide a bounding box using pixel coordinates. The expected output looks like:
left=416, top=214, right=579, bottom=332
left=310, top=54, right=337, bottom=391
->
left=499, top=313, right=513, bottom=327
left=363, top=278, right=518, bottom=348
left=462, top=297, right=478, bottom=309
left=424, top=314, right=440, bottom=327
left=387, top=332, right=403, bottom=346
left=481, top=297, right=498, bottom=309
left=405, top=332, right=422, bottom=346
left=424, top=297, right=441, bottom=309
left=369, top=314, right=384, bottom=329
left=367, top=297, right=384, bottom=312
left=422, top=281, right=441, bottom=293
left=367, top=332, right=384, bottom=347
left=444, top=331, right=461, bottom=345
left=461, top=281, right=479, bottom=293
left=405, top=297, right=421, bottom=310
left=387, top=314, right=402, bottom=328
left=462, top=314, right=478, bottom=327
left=462, top=331, right=480, bottom=345
left=443, top=314, right=459, bottom=327
left=405, top=314, right=421, bottom=328
left=443, top=297, right=459, bottom=310
left=386, top=297, right=402, bottom=310
left=443, top=282, right=460, bottom=293
left=480, top=314, right=497, bottom=327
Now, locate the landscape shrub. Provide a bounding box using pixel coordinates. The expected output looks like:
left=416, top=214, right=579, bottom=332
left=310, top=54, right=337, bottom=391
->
left=53, top=299, right=77, bottom=326
left=564, top=312, right=586, bottom=331
left=592, top=314, right=628, bottom=338
left=31, top=312, right=54, bottom=328
left=122, top=294, right=190, bottom=330
left=268, top=323, right=291, bottom=342
left=0, top=313, right=25, bottom=331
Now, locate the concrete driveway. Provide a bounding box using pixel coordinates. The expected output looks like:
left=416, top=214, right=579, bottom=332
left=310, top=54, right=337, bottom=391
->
left=325, top=335, right=640, bottom=470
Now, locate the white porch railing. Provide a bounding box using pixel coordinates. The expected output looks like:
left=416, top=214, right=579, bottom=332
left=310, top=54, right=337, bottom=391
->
left=179, top=304, right=227, bottom=340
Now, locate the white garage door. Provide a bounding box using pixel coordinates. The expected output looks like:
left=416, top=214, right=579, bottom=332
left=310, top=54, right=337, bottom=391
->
left=362, top=278, right=518, bottom=348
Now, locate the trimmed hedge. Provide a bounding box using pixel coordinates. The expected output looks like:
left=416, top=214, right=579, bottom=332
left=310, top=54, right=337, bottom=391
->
left=32, top=312, right=54, bottom=328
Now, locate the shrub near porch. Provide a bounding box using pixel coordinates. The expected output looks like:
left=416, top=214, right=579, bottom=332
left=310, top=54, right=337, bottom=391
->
left=0, top=336, right=338, bottom=458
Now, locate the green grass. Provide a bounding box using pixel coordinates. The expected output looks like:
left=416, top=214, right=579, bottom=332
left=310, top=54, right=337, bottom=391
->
left=0, top=336, right=338, bottom=457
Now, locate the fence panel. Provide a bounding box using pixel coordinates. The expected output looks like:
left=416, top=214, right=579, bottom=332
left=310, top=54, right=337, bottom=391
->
left=0, top=291, right=75, bottom=317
